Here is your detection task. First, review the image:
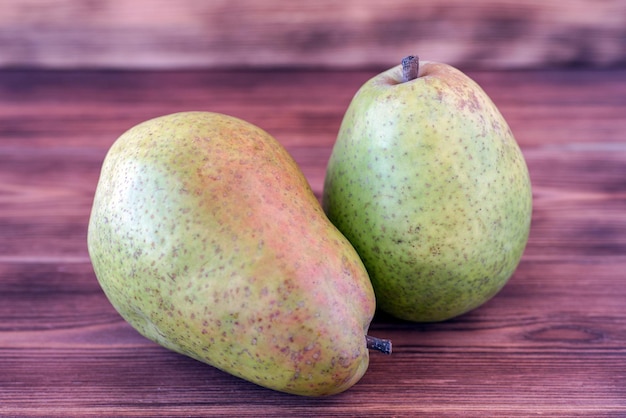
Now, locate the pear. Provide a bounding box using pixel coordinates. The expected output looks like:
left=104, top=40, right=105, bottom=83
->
left=323, top=56, right=532, bottom=322
left=87, top=111, right=389, bottom=396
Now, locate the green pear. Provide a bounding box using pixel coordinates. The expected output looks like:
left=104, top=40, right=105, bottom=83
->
left=323, top=56, right=532, bottom=322
left=87, top=111, right=389, bottom=396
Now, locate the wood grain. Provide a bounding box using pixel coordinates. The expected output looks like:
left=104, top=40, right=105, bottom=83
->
left=1, top=68, right=625, bottom=416
left=1, top=0, right=625, bottom=70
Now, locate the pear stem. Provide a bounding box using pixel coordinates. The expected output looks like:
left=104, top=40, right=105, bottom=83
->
left=401, top=55, right=419, bottom=82
left=366, top=335, right=392, bottom=354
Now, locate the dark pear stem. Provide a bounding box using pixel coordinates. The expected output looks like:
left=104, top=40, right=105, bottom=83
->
left=366, top=335, right=392, bottom=355
left=401, top=55, right=419, bottom=82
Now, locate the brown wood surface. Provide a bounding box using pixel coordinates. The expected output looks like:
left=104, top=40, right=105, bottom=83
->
left=1, top=67, right=625, bottom=417
left=2, top=0, right=625, bottom=70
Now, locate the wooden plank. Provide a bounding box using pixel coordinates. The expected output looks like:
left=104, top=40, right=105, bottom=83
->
left=1, top=69, right=625, bottom=151
left=2, top=258, right=625, bottom=350
left=2, top=144, right=626, bottom=260
left=0, top=258, right=625, bottom=416
left=0, top=70, right=621, bottom=288
left=1, top=69, right=625, bottom=260
left=0, top=0, right=624, bottom=70
left=0, top=349, right=624, bottom=416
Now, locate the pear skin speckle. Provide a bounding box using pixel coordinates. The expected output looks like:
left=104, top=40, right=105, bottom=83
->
left=323, top=62, right=532, bottom=322
left=88, top=112, right=376, bottom=396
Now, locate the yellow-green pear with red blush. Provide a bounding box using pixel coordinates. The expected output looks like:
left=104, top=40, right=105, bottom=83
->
left=323, top=56, right=532, bottom=322
left=87, top=111, right=390, bottom=396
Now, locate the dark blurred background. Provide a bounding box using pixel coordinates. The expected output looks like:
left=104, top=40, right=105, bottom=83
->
left=2, top=0, right=624, bottom=71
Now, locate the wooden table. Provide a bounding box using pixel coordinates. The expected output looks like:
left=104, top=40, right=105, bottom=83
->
left=1, top=68, right=625, bottom=417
